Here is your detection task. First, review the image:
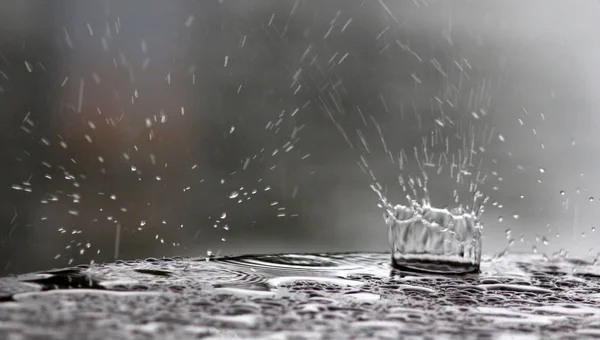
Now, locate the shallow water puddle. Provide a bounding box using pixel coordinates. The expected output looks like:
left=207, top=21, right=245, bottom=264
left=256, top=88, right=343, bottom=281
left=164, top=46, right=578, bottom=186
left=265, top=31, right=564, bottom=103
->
left=2, top=252, right=600, bottom=339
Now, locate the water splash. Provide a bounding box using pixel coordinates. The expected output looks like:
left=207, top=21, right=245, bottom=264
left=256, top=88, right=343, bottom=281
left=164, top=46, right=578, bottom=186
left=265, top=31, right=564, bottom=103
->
left=385, top=197, right=483, bottom=274
left=372, top=182, right=483, bottom=273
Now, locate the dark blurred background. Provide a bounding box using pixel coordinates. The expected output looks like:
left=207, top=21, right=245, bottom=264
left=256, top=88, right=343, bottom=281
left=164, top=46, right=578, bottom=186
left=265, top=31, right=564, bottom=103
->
left=1, top=0, right=600, bottom=275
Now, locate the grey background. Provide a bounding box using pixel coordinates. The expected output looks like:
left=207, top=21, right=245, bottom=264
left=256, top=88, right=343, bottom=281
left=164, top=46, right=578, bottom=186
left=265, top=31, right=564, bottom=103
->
left=1, top=0, right=599, bottom=275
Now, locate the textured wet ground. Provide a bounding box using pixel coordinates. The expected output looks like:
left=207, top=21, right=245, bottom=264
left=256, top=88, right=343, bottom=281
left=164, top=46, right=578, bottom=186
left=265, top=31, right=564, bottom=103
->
left=2, top=253, right=600, bottom=339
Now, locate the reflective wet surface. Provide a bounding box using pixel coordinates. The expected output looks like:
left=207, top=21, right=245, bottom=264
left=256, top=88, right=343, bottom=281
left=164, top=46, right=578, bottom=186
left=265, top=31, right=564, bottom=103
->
left=3, top=253, right=600, bottom=339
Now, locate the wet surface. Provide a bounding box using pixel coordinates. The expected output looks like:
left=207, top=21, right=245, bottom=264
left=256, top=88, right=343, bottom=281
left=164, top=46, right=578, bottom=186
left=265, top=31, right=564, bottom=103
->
left=2, top=253, right=600, bottom=339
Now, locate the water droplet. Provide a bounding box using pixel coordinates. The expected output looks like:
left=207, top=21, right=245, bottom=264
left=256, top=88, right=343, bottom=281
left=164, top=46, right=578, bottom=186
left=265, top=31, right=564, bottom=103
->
left=498, top=216, right=504, bottom=222
left=498, top=134, right=505, bottom=142
left=513, top=214, right=519, bottom=220
left=542, top=237, right=549, bottom=245
left=220, top=212, right=227, bottom=219
left=591, top=197, right=595, bottom=202
left=560, top=191, right=565, bottom=196
left=532, top=246, right=538, bottom=253
left=592, top=227, right=596, bottom=232
left=539, top=167, right=545, bottom=173
left=229, top=191, right=239, bottom=199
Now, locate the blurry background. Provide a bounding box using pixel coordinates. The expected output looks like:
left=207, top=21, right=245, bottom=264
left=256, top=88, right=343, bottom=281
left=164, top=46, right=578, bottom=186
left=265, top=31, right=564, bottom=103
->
left=1, top=0, right=600, bottom=275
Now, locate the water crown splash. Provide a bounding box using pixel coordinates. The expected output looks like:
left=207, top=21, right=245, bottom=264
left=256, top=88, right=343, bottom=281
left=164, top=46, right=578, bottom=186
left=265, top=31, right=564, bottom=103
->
left=374, top=181, right=484, bottom=274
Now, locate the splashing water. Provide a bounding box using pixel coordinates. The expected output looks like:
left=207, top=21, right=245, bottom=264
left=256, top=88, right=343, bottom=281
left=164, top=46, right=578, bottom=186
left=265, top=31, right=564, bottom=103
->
left=374, top=185, right=484, bottom=273
left=385, top=198, right=483, bottom=274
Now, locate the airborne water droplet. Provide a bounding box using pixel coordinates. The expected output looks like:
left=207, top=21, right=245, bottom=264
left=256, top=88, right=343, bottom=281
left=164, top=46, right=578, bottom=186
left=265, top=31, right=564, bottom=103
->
left=539, top=167, right=545, bottom=173
left=513, top=214, right=519, bottom=220
left=498, top=216, right=504, bottom=222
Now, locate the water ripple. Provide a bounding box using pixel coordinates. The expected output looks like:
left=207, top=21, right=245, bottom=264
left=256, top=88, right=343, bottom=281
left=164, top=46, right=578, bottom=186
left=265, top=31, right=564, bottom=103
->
left=1, top=252, right=600, bottom=339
